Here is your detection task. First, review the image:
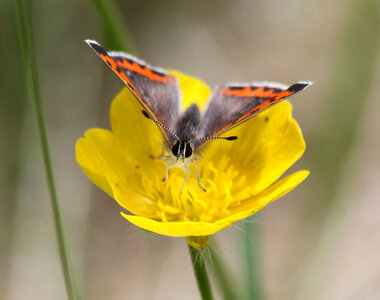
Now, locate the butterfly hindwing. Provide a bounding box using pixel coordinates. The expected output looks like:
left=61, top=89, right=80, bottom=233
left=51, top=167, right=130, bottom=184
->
left=196, top=81, right=312, bottom=149
left=85, top=40, right=180, bottom=145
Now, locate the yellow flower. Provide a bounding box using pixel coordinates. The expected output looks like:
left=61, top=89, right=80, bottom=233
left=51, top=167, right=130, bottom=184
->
left=76, top=72, right=309, bottom=250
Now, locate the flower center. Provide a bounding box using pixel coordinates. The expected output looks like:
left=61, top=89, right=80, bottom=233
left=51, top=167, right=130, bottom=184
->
left=139, top=153, right=253, bottom=224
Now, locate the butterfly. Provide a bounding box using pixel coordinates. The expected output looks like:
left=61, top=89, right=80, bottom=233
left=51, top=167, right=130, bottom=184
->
left=85, top=39, right=312, bottom=191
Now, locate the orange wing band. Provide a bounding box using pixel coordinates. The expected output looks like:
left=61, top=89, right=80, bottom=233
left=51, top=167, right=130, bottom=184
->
left=116, top=59, right=174, bottom=84
left=100, top=54, right=143, bottom=100
left=221, top=86, right=280, bottom=98
left=214, top=90, right=294, bottom=136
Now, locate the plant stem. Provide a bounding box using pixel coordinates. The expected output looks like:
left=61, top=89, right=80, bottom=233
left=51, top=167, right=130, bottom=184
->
left=242, top=218, right=262, bottom=300
left=189, top=244, right=214, bottom=300
left=14, top=0, right=80, bottom=299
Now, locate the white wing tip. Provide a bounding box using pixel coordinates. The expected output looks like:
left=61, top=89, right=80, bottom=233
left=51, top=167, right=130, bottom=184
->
left=298, top=80, right=314, bottom=86
left=84, top=39, right=100, bottom=45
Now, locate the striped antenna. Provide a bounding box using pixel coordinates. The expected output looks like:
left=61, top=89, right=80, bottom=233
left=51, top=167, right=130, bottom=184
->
left=192, top=135, right=238, bottom=142
left=141, top=111, right=180, bottom=140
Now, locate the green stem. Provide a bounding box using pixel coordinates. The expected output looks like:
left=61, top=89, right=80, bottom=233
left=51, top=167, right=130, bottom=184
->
left=189, top=244, right=214, bottom=300
left=14, top=1, right=80, bottom=299
left=241, top=218, right=262, bottom=300
left=208, top=239, right=239, bottom=300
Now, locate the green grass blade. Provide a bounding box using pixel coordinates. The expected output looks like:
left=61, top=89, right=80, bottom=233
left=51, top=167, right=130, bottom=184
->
left=0, top=2, right=28, bottom=297
left=13, top=0, right=81, bottom=299
left=89, top=0, right=138, bottom=52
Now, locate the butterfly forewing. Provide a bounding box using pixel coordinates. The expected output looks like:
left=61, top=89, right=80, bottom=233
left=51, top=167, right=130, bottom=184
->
left=85, top=39, right=312, bottom=153
left=85, top=40, right=180, bottom=145
left=196, top=81, right=312, bottom=149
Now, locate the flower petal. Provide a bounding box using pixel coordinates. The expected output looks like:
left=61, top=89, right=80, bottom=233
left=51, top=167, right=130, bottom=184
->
left=76, top=135, right=114, bottom=198
left=110, top=87, right=164, bottom=168
left=76, top=129, right=130, bottom=197
left=169, top=70, right=211, bottom=111
left=203, top=101, right=306, bottom=196
left=121, top=212, right=229, bottom=237
left=215, top=170, right=310, bottom=226
left=76, top=128, right=159, bottom=217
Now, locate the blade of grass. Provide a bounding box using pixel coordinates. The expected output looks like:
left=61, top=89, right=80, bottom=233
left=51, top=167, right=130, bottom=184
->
left=89, top=0, right=138, bottom=52
left=241, top=218, right=262, bottom=300
left=13, top=0, right=81, bottom=299
left=0, top=2, right=28, bottom=297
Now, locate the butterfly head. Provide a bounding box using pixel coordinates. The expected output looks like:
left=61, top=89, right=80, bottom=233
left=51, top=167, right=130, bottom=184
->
left=142, top=110, right=238, bottom=161
left=172, top=140, right=193, bottom=161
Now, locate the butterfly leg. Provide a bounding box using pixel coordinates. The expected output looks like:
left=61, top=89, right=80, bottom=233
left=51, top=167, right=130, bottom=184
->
left=180, top=163, right=190, bottom=195
left=164, top=162, right=176, bottom=182
left=195, top=158, right=206, bottom=192
left=150, top=154, right=175, bottom=181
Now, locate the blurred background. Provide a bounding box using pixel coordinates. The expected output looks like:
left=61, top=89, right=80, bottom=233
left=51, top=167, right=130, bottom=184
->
left=1, top=0, right=379, bottom=299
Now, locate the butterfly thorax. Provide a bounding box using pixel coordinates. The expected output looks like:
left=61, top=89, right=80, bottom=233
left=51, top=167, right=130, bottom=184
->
left=171, top=104, right=201, bottom=159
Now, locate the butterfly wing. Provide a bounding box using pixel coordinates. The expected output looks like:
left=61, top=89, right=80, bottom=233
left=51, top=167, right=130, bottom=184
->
left=85, top=40, right=180, bottom=145
left=196, top=81, right=312, bottom=149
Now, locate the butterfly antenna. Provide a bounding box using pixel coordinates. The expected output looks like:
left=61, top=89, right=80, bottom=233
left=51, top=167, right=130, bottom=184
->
left=192, top=135, right=238, bottom=142
left=141, top=110, right=180, bottom=140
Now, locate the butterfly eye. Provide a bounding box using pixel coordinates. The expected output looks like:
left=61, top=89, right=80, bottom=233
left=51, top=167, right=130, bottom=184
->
left=171, top=141, right=180, bottom=157
left=185, top=144, right=193, bottom=158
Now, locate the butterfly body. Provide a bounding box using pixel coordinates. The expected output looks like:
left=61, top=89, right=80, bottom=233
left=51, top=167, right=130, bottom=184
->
left=175, top=104, right=201, bottom=142
left=85, top=40, right=312, bottom=191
